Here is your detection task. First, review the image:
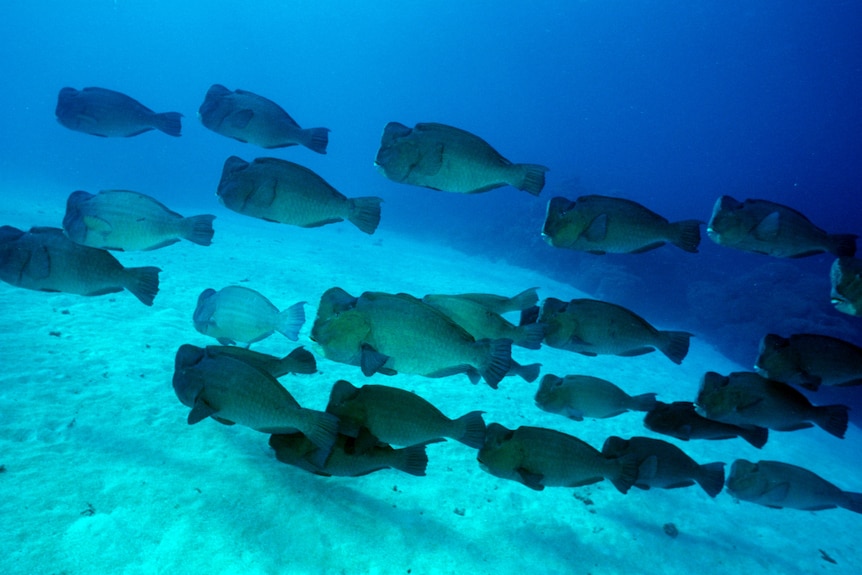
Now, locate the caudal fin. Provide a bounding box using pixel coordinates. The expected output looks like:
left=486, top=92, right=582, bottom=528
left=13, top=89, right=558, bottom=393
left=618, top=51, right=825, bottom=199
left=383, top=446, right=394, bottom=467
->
left=123, top=266, right=161, bottom=306
left=183, top=214, right=216, bottom=246
left=276, top=301, right=306, bottom=341
left=281, top=346, right=317, bottom=375
left=303, top=127, right=331, bottom=154
left=512, top=322, right=545, bottom=349
left=507, top=287, right=540, bottom=311
left=629, top=392, right=659, bottom=413
left=478, top=338, right=512, bottom=389
left=348, top=197, right=383, bottom=235
left=658, top=331, right=692, bottom=364
left=671, top=220, right=703, bottom=253
left=453, top=410, right=487, bottom=449
left=696, top=461, right=726, bottom=498
left=815, top=404, right=849, bottom=438
left=154, top=112, right=183, bottom=137
left=393, top=443, right=431, bottom=476
left=829, top=234, right=858, bottom=257
left=840, top=491, right=862, bottom=515
left=739, top=426, right=769, bottom=449
left=514, top=164, right=549, bottom=196
left=509, top=361, right=541, bottom=383
left=609, top=453, right=639, bottom=494
left=301, top=409, right=340, bottom=454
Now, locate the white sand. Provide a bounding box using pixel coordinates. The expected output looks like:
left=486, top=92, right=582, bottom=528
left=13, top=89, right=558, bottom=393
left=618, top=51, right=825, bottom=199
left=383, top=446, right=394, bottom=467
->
left=1, top=198, right=860, bottom=575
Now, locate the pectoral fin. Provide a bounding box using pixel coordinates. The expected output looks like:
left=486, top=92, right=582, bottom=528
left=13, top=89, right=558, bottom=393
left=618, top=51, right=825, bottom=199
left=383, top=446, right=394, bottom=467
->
left=583, top=214, right=608, bottom=242
left=360, top=344, right=390, bottom=376
left=188, top=397, right=218, bottom=424
left=516, top=467, right=545, bottom=491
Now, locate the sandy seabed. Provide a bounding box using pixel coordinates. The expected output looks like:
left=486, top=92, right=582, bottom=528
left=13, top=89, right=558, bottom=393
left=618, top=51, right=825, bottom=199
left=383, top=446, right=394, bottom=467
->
left=1, top=192, right=860, bottom=575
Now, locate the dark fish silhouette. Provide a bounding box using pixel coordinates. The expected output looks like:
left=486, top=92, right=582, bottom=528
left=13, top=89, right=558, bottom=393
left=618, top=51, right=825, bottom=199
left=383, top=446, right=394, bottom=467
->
left=643, top=401, right=769, bottom=449
left=55, top=87, right=181, bottom=137
left=830, top=257, right=862, bottom=317
left=755, top=333, right=862, bottom=390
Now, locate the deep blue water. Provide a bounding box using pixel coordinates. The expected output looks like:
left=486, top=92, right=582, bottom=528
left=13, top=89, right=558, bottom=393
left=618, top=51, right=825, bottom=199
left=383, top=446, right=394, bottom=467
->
left=3, top=0, right=861, bottom=365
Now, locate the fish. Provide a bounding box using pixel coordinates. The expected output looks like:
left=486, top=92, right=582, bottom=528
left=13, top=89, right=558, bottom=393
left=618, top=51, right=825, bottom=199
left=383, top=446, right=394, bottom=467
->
left=217, top=156, right=382, bottom=235
left=325, top=380, right=486, bottom=448
left=55, top=87, right=182, bottom=137
left=311, top=288, right=512, bottom=388
left=695, top=371, right=849, bottom=439
left=198, top=84, right=329, bottom=153
left=726, top=459, right=862, bottom=514
left=507, top=360, right=542, bottom=383
left=542, top=195, right=702, bottom=254
left=422, top=293, right=545, bottom=349
left=62, top=190, right=215, bottom=251
left=707, top=196, right=857, bottom=258
left=830, top=257, right=862, bottom=317
left=643, top=401, right=769, bottom=449
left=269, top=432, right=433, bottom=477
left=449, top=287, right=540, bottom=315
left=534, top=374, right=658, bottom=421
left=193, top=285, right=305, bottom=346
left=755, top=333, right=862, bottom=390
left=0, top=225, right=160, bottom=306
left=374, top=122, right=549, bottom=195
left=601, top=436, right=725, bottom=498
left=477, top=423, right=638, bottom=494
left=199, top=345, right=317, bottom=378
left=539, top=297, right=692, bottom=364
left=171, top=344, right=338, bottom=451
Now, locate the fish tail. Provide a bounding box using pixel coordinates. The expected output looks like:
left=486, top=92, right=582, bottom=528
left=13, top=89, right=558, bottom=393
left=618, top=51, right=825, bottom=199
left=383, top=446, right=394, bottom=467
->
left=282, top=346, right=317, bottom=375
left=508, top=287, right=540, bottom=310
left=815, top=404, right=849, bottom=438
left=629, top=392, right=659, bottom=413
left=453, top=410, right=487, bottom=449
left=123, top=266, right=161, bottom=306
left=477, top=338, right=512, bottom=389
left=302, top=409, right=340, bottom=454
left=347, top=197, right=383, bottom=235
left=840, top=491, right=862, bottom=515
left=183, top=214, right=216, bottom=246
left=510, top=361, right=541, bottom=383
left=513, top=164, right=549, bottom=196
left=671, top=219, right=703, bottom=253
left=394, top=443, right=431, bottom=476
left=739, top=426, right=769, bottom=449
left=519, top=305, right=541, bottom=326
left=154, top=112, right=183, bottom=137
left=658, top=331, right=693, bottom=364
left=276, top=301, right=306, bottom=341
left=609, top=453, right=639, bottom=494
left=303, top=127, right=331, bottom=154
left=696, top=462, right=726, bottom=498
left=513, top=322, right=545, bottom=349
left=828, top=234, right=858, bottom=257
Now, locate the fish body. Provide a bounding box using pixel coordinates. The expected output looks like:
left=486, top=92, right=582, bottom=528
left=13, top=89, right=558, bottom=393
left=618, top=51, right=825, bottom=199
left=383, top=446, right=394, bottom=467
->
left=200, top=345, right=316, bottom=378
left=55, top=87, right=181, bottom=137
left=325, top=380, right=486, bottom=448
left=726, top=459, right=862, bottom=514
left=830, top=257, right=862, bottom=317
left=534, top=374, right=657, bottom=421
left=311, top=288, right=512, bottom=388
left=755, top=333, right=862, bottom=390
left=707, top=196, right=857, bottom=258
left=217, top=156, right=382, bottom=234
left=539, top=297, right=692, bottom=364
left=62, top=189, right=215, bottom=251
left=193, top=285, right=305, bottom=346
left=0, top=225, right=160, bottom=305
left=601, top=436, right=725, bottom=497
left=450, top=287, right=539, bottom=314
left=374, top=122, right=548, bottom=195
left=477, top=423, right=637, bottom=493
left=199, top=84, right=329, bottom=153
left=695, top=371, right=849, bottom=438
left=171, top=344, right=337, bottom=450
left=542, top=195, right=701, bottom=254
left=643, top=401, right=769, bottom=448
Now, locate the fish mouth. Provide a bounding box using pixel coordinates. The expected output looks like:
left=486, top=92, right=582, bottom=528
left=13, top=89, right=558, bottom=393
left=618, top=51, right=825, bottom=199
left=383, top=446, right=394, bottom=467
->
left=540, top=232, right=554, bottom=246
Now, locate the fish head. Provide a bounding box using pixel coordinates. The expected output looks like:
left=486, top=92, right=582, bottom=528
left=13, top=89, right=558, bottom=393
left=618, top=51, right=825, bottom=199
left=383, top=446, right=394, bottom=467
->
left=600, top=435, right=629, bottom=458
left=198, top=84, right=234, bottom=128
left=374, top=122, right=420, bottom=182
left=316, top=287, right=358, bottom=322
left=216, top=156, right=253, bottom=201
left=694, top=371, right=735, bottom=418
left=830, top=258, right=862, bottom=316
left=477, top=423, right=518, bottom=475
left=706, top=195, right=749, bottom=245
left=55, top=87, right=83, bottom=124
left=310, top=310, right=370, bottom=365
left=171, top=344, right=208, bottom=408
left=541, top=197, right=588, bottom=248
left=725, top=459, right=765, bottom=500
left=533, top=374, right=564, bottom=411
left=192, top=288, right=219, bottom=334
left=754, top=334, right=793, bottom=379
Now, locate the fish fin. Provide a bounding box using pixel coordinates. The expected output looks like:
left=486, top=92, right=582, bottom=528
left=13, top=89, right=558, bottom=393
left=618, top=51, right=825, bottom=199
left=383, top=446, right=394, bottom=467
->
left=394, top=443, right=431, bottom=477
left=630, top=393, right=659, bottom=412
left=478, top=338, right=512, bottom=389
left=228, top=109, right=254, bottom=129
left=327, top=379, right=360, bottom=411
left=516, top=468, right=545, bottom=491
left=697, top=462, right=726, bottom=498
left=828, top=233, right=858, bottom=257
left=519, top=305, right=541, bottom=326
left=182, top=214, right=216, bottom=246
left=628, top=242, right=666, bottom=254
left=301, top=409, right=340, bottom=454
left=153, top=112, right=182, bottom=137
left=140, top=239, right=180, bottom=251
left=84, top=287, right=124, bottom=297
left=753, top=212, right=781, bottom=240
left=617, top=347, right=655, bottom=357
left=360, top=344, right=390, bottom=376
left=740, top=426, right=769, bottom=449
left=658, top=331, right=692, bottom=364
left=416, top=143, right=444, bottom=175
left=815, top=404, right=849, bottom=439
left=568, top=477, right=604, bottom=488
left=122, top=266, right=161, bottom=306
left=663, top=480, right=697, bottom=490
left=216, top=337, right=236, bottom=346
left=466, top=368, right=481, bottom=385
left=509, top=361, right=541, bottom=383
left=671, top=219, right=703, bottom=253
left=347, top=196, right=383, bottom=235
left=674, top=424, right=694, bottom=440
left=281, top=346, right=317, bottom=375
left=513, top=164, right=548, bottom=196
left=303, top=127, right=331, bottom=154
left=276, top=301, right=306, bottom=341
left=637, top=455, right=659, bottom=482
left=188, top=397, right=218, bottom=425
left=81, top=214, right=113, bottom=237
left=564, top=408, right=585, bottom=422
left=797, top=372, right=822, bottom=391
left=840, top=491, right=862, bottom=514
left=513, top=322, right=545, bottom=349
left=212, top=416, right=236, bottom=426
left=583, top=214, right=608, bottom=242
left=26, top=246, right=52, bottom=280
left=773, top=422, right=813, bottom=432
left=763, top=482, right=792, bottom=504
left=611, top=453, right=639, bottom=495
left=836, top=378, right=862, bottom=387
left=453, top=410, right=486, bottom=449
left=508, top=287, right=540, bottom=310
left=247, top=178, right=278, bottom=208
left=575, top=351, right=599, bottom=357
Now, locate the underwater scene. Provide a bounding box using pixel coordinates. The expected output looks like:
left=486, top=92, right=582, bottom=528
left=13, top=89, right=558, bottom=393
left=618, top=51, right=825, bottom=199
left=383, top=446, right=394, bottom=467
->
left=2, top=1, right=862, bottom=574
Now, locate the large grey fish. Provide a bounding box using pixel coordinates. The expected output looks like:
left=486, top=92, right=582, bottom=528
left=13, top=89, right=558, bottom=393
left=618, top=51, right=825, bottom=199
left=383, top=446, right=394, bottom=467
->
left=726, top=459, right=862, bottom=514
left=199, top=84, right=329, bottom=153
left=643, top=401, right=769, bottom=449
left=0, top=226, right=160, bottom=306
left=707, top=196, right=857, bottom=258
left=55, top=87, right=182, bottom=137
left=601, top=436, right=725, bottom=498
left=534, top=374, right=657, bottom=421
left=325, top=380, right=486, bottom=448
left=311, top=288, right=512, bottom=388
left=193, top=285, right=305, bottom=346
left=200, top=345, right=316, bottom=378
left=269, top=433, right=433, bottom=477
left=171, top=344, right=338, bottom=451
left=450, top=287, right=539, bottom=314
left=63, top=190, right=215, bottom=251
left=755, top=333, right=862, bottom=390
left=422, top=293, right=545, bottom=349
left=217, top=156, right=382, bottom=235
left=542, top=195, right=702, bottom=254
left=477, top=423, right=638, bottom=494
left=539, top=297, right=692, bottom=364
left=830, top=257, right=862, bottom=317
left=374, top=122, right=549, bottom=195
left=695, top=371, right=849, bottom=439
